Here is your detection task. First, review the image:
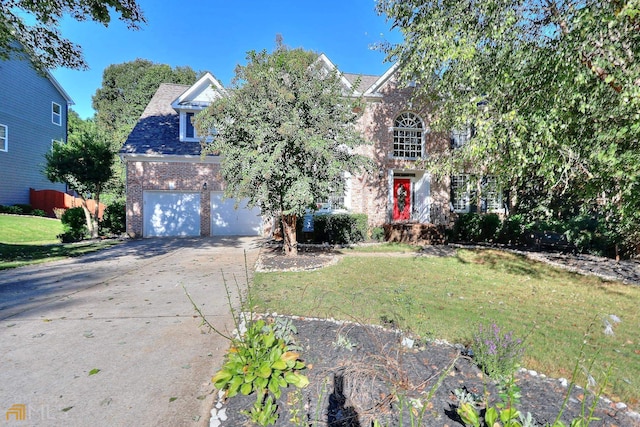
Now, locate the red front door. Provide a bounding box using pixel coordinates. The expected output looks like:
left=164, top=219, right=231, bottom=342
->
left=393, top=178, right=411, bottom=220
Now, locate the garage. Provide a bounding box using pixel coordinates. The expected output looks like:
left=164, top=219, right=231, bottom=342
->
left=210, top=192, right=262, bottom=236
left=143, top=191, right=201, bottom=237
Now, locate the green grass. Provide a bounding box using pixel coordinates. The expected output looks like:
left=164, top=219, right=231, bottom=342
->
left=0, top=214, right=64, bottom=243
left=0, top=214, right=120, bottom=269
left=251, top=248, right=640, bottom=408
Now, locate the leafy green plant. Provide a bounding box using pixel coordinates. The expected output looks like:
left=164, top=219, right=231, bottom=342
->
left=472, top=323, right=525, bottom=382
left=310, top=213, right=368, bottom=244
left=1, top=205, right=23, bottom=215
left=59, top=207, right=88, bottom=242
left=211, top=319, right=309, bottom=399
left=100, top=200, right=126, bottom=235
left=457, top=376, right=532, bottom=427
left=185, top=257, right=309, bottom=426
left=370, top=226, right=385, bottom=241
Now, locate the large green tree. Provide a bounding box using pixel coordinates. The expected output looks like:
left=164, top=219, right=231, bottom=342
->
left=44, top=115, right=115, bottom=238
left=93, top=59, right=199, bottom=149
left=197, top=46, right=372, bottom=256
left=378, top=0, right=640, bottom=256
left=0, top=0, right=145, bottom=70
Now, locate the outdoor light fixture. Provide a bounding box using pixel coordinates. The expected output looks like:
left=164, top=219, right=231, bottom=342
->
left=203, top=182, right=207, bottom=190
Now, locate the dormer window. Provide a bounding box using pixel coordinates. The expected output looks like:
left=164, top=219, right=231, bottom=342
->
left=186, top=112, right=196, bottom=138
left=392, top=112, right=424, bottom=159
left=180, top=111, right=200, bottom=141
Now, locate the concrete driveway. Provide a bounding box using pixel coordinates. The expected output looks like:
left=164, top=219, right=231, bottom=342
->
left=0, top=237, right=261, bottom=427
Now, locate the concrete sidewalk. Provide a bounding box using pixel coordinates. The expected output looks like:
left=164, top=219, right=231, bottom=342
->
left=0, top=237, right=260, bottom=426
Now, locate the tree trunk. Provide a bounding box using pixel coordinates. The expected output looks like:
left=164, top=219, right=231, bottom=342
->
left=281, top=214, right=298, bottom=257
left=93, top=190, right=101, bottom=238
left=80, top=197, right=98, bottom=238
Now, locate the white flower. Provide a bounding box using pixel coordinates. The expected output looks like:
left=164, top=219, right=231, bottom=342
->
left=609, top=314, right=621, bottom=323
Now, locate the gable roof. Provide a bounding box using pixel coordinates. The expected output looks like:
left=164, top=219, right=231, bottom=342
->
left=121, top=57, right=402, bottom=158
left=171, top=72, right=225, bottom=110
left=121, top=83, right=204, bottom=156
left=363, top=62, right=400, bottom=97
left=314, top=53, right=399, bottom=97
left=342, top=73, right=380, bottom=94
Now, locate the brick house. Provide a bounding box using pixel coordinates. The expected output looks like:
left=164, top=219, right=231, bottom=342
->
left=122, top=54, right=481, bottom=238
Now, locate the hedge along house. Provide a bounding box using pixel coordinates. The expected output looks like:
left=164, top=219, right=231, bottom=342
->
left=121, top=55, right=458, bottom=238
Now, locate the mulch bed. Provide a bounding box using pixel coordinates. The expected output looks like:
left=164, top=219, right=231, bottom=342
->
left=212, top=317, right=639, bottom=427
left=211, top=244, right=640, bottom=426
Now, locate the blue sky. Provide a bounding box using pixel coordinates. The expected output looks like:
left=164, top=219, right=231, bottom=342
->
left=51, top=0, right=402, bottom=119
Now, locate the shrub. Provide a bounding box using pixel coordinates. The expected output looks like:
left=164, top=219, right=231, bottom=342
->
left=471, top=322, right=525, bottom=382
left=0, top=205, right=23, bottom=215
left=496, top=214, right=525, bottom=244
left=59, top=207, right=87, bottom=242
left=370, top=226, right=385, bottom=242
left=14, top=204, right=33, bottom=215
left=312, top=213, right=367, bottom=244
left=479, top=213, right=501, bottom=241
left=452, top=213, right=483, bottom=242
left=101, top=200, right=126, bottom=236
left=32, top=209, right=47, bottom=217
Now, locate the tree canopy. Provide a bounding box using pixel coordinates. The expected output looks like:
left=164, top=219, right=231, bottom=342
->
left=44, top=114, right=115, bottom=237
left=92, top=59, right=199, bottom=148
left=197, top=46, right=372, bottom=255
left=377, top=0, right=640, bottom=255
left=0, top=0, right=145, bottom=70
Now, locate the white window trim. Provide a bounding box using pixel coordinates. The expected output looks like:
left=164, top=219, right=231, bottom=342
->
left=483, top=176, right=505, bottom=213
left=392, top=112, right=425, bottom=160
left=451, top=126, right=472, bottom=149
left=0, top=124, right=7, bottom=152
left=52, top=102, right=62, bottom=126
left=179, top=111, right=200, bottom=142
left=451, top=174, right=470, bottom=213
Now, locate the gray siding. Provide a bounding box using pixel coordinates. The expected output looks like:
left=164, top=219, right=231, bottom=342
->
left=0, top=56, right=68, bottom=206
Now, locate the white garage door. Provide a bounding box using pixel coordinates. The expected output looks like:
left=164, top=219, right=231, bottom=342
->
left=143, top=191, right=201, bottom=237
left=210, top=193, right=262, bottom=236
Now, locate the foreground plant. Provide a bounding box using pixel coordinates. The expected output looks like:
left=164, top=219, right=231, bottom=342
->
left=457, top=316, right=622, bottom=427
left=185, top=258, right=309, bottom=426
left=211, top=318, right=309, bottom=424
left=472, top=322, right=525, bottom=382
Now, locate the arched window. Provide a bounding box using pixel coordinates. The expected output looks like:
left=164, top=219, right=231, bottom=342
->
left=393, top=112, right=423, bottom=158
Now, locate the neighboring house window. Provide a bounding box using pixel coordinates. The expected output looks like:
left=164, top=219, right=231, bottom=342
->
left=393, top=112, right=423, bottom=159
left=52, top=102, right=62, bottom=126
left=0, top=124, right=7, bottom=152
left=451, top=174, right=470, bottom=213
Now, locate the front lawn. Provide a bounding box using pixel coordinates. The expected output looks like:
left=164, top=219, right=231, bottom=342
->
left=0, top=213, right=63, bottom=243
left=251, top=248, right=640, bottom=408
left=0, top=214, right=119, bottom=269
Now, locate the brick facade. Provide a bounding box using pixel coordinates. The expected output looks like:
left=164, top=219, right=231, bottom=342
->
left=123, top=61, right=455, bottom=237
left=350, top=76, right=451, bottom=228
left=125, top=159, right=224, bottom=237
